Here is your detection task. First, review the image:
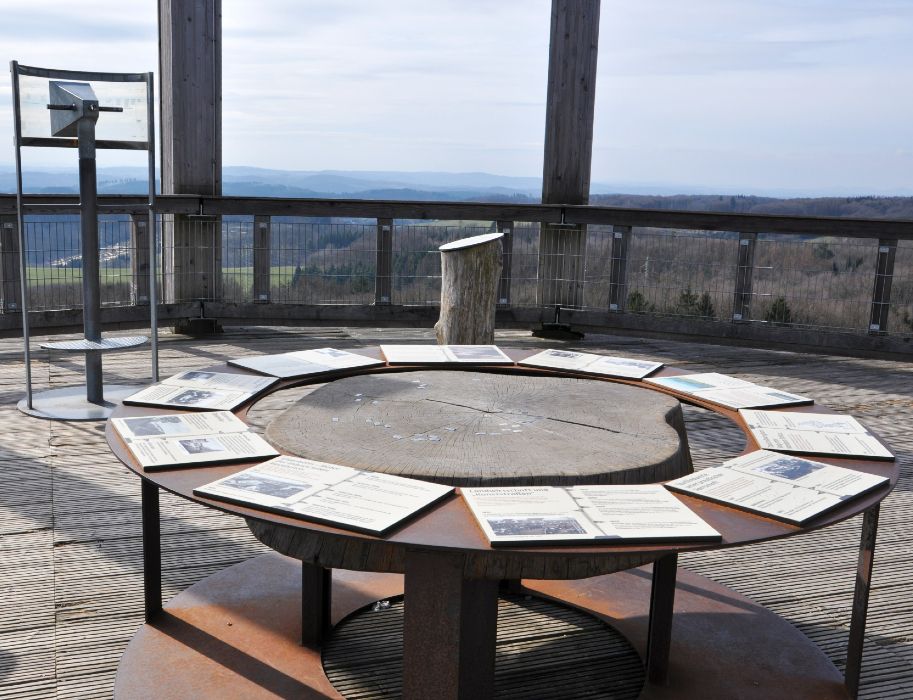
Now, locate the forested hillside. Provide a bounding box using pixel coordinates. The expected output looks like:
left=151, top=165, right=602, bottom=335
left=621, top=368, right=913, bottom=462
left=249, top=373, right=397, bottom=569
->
left=589, top=194, right=913, bottom=220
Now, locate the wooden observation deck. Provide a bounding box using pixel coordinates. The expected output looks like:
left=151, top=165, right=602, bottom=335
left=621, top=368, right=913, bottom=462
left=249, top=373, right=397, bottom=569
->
left=0, top=325, right=911, bottom=698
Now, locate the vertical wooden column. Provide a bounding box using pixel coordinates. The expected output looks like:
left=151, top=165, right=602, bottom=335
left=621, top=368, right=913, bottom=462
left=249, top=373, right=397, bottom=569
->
left=375, top=218, right=393, bottom=304
left=252, top=215, right=271, bottom=303
left=608, top=224, right=630, bottom=311
left=0, top=217, right=22, bottom=313
left=159, top=0, right=223, bottom=308
left=538, top=0, right=600, bottom=309
left=497, top=220, right=513, bottom=307
left=130, top=214, right=150, bottom=306
left=868, top=239, right=897, bottom=334
left=732, top=233, right=757, bottom=321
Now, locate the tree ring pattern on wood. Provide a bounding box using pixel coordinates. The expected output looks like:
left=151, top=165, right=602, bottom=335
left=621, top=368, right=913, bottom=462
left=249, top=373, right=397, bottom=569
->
left=266, top=371, right=692, bottom=487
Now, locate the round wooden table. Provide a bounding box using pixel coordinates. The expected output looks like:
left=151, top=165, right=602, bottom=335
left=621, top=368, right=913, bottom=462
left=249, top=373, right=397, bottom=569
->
left=107, top=347, right=898, bottom=700
left=267, top=370, right=693, bottom=486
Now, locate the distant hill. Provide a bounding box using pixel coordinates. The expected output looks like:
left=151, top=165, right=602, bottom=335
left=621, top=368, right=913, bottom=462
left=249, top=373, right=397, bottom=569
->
left=0, top=166, right=548, bottom=200
left=1, top=166, right=911, bottom=219
left=589, top=193, right=913, bottom=220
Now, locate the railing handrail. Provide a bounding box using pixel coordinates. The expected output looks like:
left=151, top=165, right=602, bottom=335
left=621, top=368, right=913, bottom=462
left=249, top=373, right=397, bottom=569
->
left=1, top=193, right=912, bottom=240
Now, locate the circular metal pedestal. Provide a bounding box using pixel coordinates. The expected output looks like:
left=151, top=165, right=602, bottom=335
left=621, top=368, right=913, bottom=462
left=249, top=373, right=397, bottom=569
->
left=18, top=384, right=144, bottom=421
left=114, top=553, right=849, bottom=700
left=322, top=592, right=644, bottom=699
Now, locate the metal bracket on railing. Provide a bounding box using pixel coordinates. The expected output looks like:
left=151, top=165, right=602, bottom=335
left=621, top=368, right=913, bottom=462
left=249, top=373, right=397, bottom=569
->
left=532, top=304, right=584, bottom=340
left=553, top=208, right=578, bottom=228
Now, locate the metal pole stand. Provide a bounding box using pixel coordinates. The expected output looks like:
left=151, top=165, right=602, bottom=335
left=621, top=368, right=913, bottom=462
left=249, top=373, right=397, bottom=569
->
left=11, top=68, right=154, bottom=421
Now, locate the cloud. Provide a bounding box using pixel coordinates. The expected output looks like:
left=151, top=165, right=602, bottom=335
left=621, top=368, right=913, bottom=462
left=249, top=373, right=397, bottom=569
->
left=0, top=1, right=910, bottom=194
left=599, top=0, right=913, bottom=76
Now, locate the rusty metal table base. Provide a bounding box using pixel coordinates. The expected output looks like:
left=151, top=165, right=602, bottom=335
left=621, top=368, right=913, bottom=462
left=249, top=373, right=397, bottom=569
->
left=323, top=591, right=644, bottom=699
left=140, top=480, right=161, bottom=622
left=301, top=562, right=332, bottom=647
left=402, top=550, right=499, bottom=700
left=115, top=552, right=851, bottom=699
left=845, top=504, right=880, bottom=700
left=646, top=553, right=678, bottom=685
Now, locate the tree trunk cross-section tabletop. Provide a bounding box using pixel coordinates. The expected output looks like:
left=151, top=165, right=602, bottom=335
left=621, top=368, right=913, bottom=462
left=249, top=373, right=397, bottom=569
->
left=266, top=371, right=692, bottom=487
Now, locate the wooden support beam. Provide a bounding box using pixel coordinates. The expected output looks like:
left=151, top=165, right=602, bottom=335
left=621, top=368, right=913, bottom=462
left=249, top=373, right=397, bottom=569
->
left=253, top=215, right=271, bottom=303
left=608, top=225, right=630, bottom=311
left=868, top=239, right=897, bottom=334
left=538, top=0, right=600, bottom=308
left=159, top=0, right=223, bottom=309
left=375, top=218, right=393, bottom=305
left=732, top=233, right=757, bottom=322
left=0, top=216, right=22, bottom=313
left=542, top=0, right=600, bottom=205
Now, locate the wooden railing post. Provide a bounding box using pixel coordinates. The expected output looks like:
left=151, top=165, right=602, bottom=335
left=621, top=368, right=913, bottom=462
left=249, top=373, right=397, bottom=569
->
left=538, top=0, right=600, bottom=310
left=608, top=225, right=630, bottom=312
left=0, top=216, right=22, bottom=313
left=497, top=220, right=513, bottom=307
left=868, top=239, right=897, bottom=334
left=253, top=215, right=271, bottom=303
left=732, top=233, right=757, bottom=322
left=160, top=0, right=222, bottom=312
left=375, top=218, right=393, bottom=305
left=130, top=214, right=150, bottom=306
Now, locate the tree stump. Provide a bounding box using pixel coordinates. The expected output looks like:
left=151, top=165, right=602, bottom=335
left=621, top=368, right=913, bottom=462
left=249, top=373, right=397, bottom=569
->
left=434, top=232, right=503, bottom=345
left=267, top=371, right=692, bottom=487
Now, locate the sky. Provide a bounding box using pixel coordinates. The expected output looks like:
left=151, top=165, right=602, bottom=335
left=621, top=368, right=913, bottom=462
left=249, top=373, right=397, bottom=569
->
left=0, top=0, right=911, bottom=196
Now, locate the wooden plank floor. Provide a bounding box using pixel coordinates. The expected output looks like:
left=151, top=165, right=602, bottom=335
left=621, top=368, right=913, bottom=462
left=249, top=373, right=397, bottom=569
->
left=0, top=325, right=910, bottom=699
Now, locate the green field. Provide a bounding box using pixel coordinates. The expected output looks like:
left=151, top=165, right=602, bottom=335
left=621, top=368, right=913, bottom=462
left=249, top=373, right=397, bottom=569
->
left=27, top=266, right=343, bottom=289
left=222, top=265, right=295, bottom=281
left=26, top=267, right=132, bottom=286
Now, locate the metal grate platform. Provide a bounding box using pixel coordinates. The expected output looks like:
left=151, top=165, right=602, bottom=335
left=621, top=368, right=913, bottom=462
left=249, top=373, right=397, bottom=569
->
left=322, top=593, right=644, bottom=700
left=40, top=336, right=148, bottom=352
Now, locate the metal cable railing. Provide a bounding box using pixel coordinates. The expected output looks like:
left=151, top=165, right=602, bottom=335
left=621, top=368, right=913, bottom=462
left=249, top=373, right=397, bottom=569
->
left=0, top=195, right=910, bottom=349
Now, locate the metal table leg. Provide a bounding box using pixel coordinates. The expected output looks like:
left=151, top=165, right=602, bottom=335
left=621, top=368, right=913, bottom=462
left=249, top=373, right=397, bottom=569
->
left=845, top=504, right=880, bottom=700
left=301, top=562, right=332, bottom=647
left=646, top=552, right=678, bottom=685
left=141, top=479, right=162, bottom=622
left=402, top=550, right=499, bottom=700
